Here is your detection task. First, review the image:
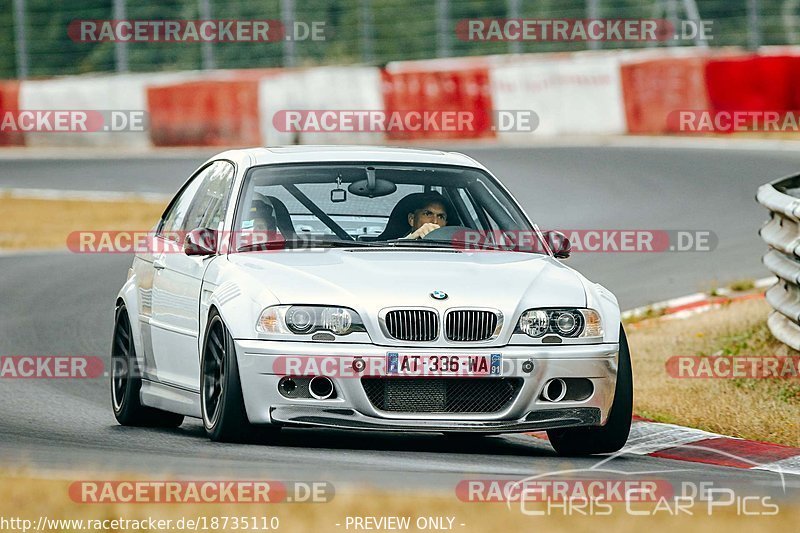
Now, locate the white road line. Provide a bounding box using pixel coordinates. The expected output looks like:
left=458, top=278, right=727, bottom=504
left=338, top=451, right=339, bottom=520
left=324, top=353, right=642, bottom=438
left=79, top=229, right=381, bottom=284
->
left=752, top=455, right=800, bottom=476
left=1, top=187, right=170, bottom=202
left=0, top=147, right=215, bottom=160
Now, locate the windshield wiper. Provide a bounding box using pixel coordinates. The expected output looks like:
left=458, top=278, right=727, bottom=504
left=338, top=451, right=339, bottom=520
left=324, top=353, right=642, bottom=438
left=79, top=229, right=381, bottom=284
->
left=383, top=238, right=463, bottom=248
left=237, top=237, right=541, bottom=253
left=385, top=238, right=541, bottom=253
left=237, top=238, right=382, bottom=252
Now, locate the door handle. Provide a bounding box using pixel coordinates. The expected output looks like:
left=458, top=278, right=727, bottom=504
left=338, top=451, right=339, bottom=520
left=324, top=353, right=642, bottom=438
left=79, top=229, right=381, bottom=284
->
left=153, top=258, right=166, bottom=270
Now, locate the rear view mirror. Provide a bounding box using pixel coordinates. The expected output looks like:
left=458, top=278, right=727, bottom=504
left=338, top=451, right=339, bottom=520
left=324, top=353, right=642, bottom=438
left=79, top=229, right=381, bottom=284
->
left=184, top=228, right=217, bottom=256
left=348, top=166, right=397, bottom=198
left=543, top=230, right=571, bottom=259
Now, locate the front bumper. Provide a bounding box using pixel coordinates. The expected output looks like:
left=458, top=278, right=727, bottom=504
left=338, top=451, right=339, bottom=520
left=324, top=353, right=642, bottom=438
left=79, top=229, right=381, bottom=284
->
left=233, top=339, right=619, bottom=433
left=269, top=405, right=601, bottom=432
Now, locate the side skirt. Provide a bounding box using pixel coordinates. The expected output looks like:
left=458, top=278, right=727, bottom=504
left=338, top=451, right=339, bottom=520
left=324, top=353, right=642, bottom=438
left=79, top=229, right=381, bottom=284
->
left=140, top=380, right=201, bottom=418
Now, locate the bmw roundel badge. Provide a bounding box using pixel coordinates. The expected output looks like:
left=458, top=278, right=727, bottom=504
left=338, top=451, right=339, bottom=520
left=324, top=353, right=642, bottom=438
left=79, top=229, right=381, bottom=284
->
left=430, top=290, right=448, bottom=300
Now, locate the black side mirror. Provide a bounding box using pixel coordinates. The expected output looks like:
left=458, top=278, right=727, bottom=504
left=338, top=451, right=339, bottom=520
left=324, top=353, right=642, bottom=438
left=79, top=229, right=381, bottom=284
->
left=184, top=228, right=217, bottom=256
left=544, top=230, right=571, bottom=259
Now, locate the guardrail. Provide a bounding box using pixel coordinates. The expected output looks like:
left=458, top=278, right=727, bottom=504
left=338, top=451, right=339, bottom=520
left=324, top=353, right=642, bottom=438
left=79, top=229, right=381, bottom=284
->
left=757, top=174, right=800, bottom=351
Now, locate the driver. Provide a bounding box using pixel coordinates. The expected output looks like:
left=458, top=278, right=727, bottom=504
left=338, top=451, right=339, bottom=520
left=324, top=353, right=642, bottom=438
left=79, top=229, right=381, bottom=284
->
left=240, top=195, right=278, bottom=248
left=247, top=193, right=277, bottom=232
left=404, top=192, right=451, bottom=239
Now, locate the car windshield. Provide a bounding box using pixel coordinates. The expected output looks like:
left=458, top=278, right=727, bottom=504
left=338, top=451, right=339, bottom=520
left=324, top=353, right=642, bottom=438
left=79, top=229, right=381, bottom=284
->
left=233, top=162, right=543, bottom=252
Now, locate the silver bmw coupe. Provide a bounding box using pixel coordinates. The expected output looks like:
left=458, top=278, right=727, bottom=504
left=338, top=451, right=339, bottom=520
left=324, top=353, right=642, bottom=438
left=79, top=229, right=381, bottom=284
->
left=111, top=146, right=632, bottom=455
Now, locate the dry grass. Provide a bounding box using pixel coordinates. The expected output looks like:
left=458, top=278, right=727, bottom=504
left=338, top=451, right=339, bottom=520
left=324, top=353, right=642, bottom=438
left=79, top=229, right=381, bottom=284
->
left=0, top=471, right=797, bottom=533
left=628, top=298, right=800, bottom=446
left=728, top=279, right=756, bottom=292
left=0, top=196, right=166, bottom=251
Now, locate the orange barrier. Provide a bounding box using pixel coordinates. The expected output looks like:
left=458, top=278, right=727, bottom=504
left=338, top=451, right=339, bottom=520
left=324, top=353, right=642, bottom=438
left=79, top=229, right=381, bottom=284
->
left=381, top=67, right=494, bottom=140
left=705, top=55, right=796, bottom=113
left=147, top=79, right=262, bottom=147
left=620, top=57, right=709, bottom=134
left=0, top=81, right=23, bottom=146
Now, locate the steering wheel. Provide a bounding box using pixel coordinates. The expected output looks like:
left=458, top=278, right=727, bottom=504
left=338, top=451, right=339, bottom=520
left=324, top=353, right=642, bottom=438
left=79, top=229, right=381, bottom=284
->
left=420, top=225, right=472, bottom=241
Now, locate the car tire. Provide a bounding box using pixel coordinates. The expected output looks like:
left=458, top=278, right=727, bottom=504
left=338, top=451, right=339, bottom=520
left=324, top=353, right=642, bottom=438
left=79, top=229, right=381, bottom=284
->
left=546, top=325, right=633, bottom=456
left=111, top=305, right=185, bottom=428
left=201, top=310, right=278, bottom=443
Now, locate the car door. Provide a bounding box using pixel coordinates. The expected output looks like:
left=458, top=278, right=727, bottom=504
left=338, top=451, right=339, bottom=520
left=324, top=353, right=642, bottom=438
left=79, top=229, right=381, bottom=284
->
left=138, top=167, right=206, bottom=383
left=149, top=161, right=235, bottom=391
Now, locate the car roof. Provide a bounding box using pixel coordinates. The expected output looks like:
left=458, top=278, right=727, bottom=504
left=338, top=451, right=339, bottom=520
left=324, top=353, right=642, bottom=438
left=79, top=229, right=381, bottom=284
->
left=211, top=146, right=487, bottom=170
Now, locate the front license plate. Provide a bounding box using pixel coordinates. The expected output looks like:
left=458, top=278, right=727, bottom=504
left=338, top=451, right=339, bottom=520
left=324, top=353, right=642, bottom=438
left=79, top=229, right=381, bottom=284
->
left=386, top=353, right=501, bottom=376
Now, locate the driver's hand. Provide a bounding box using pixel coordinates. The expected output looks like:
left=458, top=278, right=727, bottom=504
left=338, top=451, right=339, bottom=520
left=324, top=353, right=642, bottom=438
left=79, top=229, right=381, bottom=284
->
left=407, top=223, right=440, bottom=239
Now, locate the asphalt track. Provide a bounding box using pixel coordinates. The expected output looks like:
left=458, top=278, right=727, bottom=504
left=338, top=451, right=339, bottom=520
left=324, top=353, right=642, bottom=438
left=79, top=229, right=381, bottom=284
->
left=0, top=144, right=798, bottom=497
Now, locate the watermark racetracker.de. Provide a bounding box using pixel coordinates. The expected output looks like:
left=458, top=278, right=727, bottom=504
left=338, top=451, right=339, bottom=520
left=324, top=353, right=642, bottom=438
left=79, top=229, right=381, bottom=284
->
left=63, top=229, right=718, bottom=254
left=456, top=18, right=713, bottom=43
left=459, top=474, right=782, bottom=516
left=455, top=443, right=793, bottom=517
left=450, top=229, right=717, bottom=253
left=666, top=355, right=800, bottom=379
left=70, top=480, right=333, bottom=504
left=272, top=109, right=539, bottom=134
left=0, top=356, right=104, bottom=379
left=68, top=19, right=326, bottom=43
left=0, top=111, right=147, bottom=133
left=671, top=110, right=800, bottom=133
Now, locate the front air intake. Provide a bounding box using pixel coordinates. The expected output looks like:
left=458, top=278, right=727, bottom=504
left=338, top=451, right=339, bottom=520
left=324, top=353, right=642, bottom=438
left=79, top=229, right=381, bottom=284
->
left=362, top=377, right=522, bottom=413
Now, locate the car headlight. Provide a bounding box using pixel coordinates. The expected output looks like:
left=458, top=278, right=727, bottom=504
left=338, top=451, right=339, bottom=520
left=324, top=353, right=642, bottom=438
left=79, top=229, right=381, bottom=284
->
left=517, top=308, right=603, bottom=338
left=257, top=305, right=366, bottom=335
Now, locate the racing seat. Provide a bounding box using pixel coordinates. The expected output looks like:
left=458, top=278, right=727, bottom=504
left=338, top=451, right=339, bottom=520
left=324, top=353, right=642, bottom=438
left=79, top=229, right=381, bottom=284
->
left=250, top=194, right=297, bottom=240
left=264, top=196, right=297, bottom=240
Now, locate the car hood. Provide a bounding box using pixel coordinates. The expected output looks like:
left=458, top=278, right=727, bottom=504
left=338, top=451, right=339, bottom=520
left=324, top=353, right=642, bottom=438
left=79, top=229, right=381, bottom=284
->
left=227, top=248, right=586, bottom=313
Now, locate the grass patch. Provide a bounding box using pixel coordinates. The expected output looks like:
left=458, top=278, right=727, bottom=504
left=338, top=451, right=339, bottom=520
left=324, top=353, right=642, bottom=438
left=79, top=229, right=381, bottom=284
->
left=628, top=298, right=800, bottom=446
left=0, top=196, right=166, bottom=251
left=622, top=305, right=667, bottom=325
left=728, top=279, right=756, bottom=292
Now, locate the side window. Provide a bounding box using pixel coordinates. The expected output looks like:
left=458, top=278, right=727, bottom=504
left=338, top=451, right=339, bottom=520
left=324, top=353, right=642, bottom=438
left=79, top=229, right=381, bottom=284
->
left=159, top=169, right=209, bottom=242
left=182, top=161, right=236, bottom=233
